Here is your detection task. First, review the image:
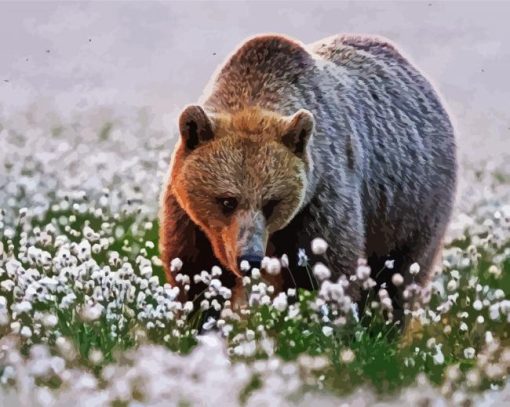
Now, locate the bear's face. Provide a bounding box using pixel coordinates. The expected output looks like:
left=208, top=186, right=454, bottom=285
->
left=171, top=105, right=314, bottom=276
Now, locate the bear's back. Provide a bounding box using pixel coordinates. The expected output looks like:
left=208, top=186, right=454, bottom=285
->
left=311, top=34, right=456, bottom=257
left=309, top=34, right=449, bottom=122
left=204, top=34, right=316, bottom=112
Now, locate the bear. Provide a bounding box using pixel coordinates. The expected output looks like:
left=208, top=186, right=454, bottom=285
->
left=159, top=33, right=457, bottom=318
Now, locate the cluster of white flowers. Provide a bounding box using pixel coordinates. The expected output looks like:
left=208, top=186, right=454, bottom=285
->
left=1, top=110, right=510, bottom=404
left=0, top=332, right=313, bottom=406
left=315, top=274, right=354, bottom=326
left=0, top=210, right=204, bottom=354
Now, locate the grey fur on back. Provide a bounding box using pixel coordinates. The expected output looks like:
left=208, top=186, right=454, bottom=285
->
left=203, top=34, right=457, bottom=307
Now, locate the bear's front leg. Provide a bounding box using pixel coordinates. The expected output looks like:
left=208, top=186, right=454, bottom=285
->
left=159, top=189, right=237, bottom=302
left=269, top=192, right=365, bottom=302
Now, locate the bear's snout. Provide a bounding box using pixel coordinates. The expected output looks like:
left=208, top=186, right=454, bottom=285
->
left=233, top=209, right=267, bottom=274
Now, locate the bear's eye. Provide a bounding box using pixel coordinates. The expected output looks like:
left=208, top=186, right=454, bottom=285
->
left=216, top=197, right=238, bottom=215
left=263, top=199, right=282, bottom=219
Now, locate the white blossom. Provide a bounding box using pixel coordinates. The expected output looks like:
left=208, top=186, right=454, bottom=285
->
left=391, top=273, right=404, bottom=286
left=272, top=293, right=288, bottom=312
left=170, top=258, right=183, bottom=272
left=322, top=326, right=333, bottom=337
left=311, top=238, right=328, bottom=255
left=313, top=263, right=331, bottom=281
left=409, top=262, right=420, bottom=276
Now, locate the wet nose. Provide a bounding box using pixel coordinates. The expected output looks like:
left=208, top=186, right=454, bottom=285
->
left=238, top=254, right=263, bottom=273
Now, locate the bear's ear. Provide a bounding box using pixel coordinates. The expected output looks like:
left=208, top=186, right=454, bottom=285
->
left=280, top=109, right=314, bottom=158
left=178, top=105, right=215, bottom=151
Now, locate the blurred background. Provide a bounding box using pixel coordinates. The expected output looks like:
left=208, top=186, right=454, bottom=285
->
left=0, top=0, right=509, bottom=165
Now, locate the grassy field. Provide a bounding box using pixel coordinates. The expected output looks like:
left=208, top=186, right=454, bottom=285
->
left=0, top=113, right=509, bottom=405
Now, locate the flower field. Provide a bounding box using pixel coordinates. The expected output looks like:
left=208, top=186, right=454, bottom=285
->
left=0, top=110, right=509, bottom=406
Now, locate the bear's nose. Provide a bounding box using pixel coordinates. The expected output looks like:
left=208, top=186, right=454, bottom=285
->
left=238, top=254, right=263, bottom=274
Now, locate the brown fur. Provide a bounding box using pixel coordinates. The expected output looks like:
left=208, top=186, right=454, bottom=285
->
left=165, top=107, right=310, bottom=277
left=159, top=33, right=457, bottom=316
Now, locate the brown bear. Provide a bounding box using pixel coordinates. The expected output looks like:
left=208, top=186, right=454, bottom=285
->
left=159, top=33, right=457, bottom=313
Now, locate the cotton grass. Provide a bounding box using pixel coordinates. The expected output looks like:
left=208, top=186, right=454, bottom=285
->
left=0, top=110, right=509, bottom=405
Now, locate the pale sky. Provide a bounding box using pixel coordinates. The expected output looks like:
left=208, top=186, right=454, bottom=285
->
left=0, top=1, right=509, bottom=161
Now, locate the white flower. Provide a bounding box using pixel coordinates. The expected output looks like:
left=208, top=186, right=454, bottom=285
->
left=313, top=263, right=331, bottom=280
left=89, top=349, right=104, bottom=365
left=219, top=287, right=231, bottom=300
left=42, top=314, right=58, bottom=328
left=77, top=240, right=92, bottom=261
left=263, top=257, right=281, bottom=275
left=20, top=326, right=32, bottom=338
left=466, top=369, right=480, bottom=387
left=384, top=259, right=395, bottom=269
left=356, top=264, right=371, bottom=280
left=200, top=299, right=209, bottom=311
left=488, top=265, right=501, bottom=277
left=251, top=268, right=261, bottom=280
left=340, top=348, right=355, bottom=363
left=211, top=266, right=222, bottom=276
left=311, top=238, right=328, bottom=255
left=322, top=326, right=333, bottom=337
left=81, top=303, right=104, bottom=322
left=433, top=345, right=445, bottom=365
left=4, top=228, right=14, bottom=240
left=319, top=280, right=348, bottom=305
left=83, top=225, right=100, bottom=242
left=272, top=292, right=288, bottom=312
left=501, top=300, right=510, bottom=314
left=297, top=248, right=308, bottom=267
left=260, top=295, right=271, bottom=306
left=378, top=288, right=389, bottom=299
left=10, top=321, right=21, bottom=334
left=0, top=310, right=9, bottom=326
left=450, top=269, right=460, bottom=280
left=380, top=297, right=393, bottom=311
left=1, top=279, right=14, bottom=292
left=12, top=300, right=32, bottom=314
left=494, top=289, right=505, bottom=300
left=426, top=338, right=436, bottom=349
left=183, top=301, right=194, bottom=313
left=409, top=262, right=420, bottom=275
left=391, top=273, right=404, bottom=286
left=489, top=303, right=500, bottom=320
left=170, top=257, right=183, bottom=272
left=202, top=317, right=216, bottom=330
left=446, top=365, right=461, bottom=381
left=280, top=253, right=289, bottom=268
left=473, top=299, right=483, bottom=311
left=464, top=347, right=476, bottom=359
left=447, top=279, right=459, bottom=292
left=240, top=260, right=251, bottom=272
left=60, top=293, right=77, bottom=309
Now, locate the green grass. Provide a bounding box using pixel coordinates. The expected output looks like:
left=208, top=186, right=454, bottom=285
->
left=1, top=198, right=509, bottom=403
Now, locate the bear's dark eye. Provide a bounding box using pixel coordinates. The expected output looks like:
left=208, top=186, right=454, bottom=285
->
left=216, top=197, right=238, bottom=215
left=263, top=199, right=282, bottom=219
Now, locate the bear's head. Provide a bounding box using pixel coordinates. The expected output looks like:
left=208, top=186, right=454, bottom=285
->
left=170, top=105, right=315, bottom=277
